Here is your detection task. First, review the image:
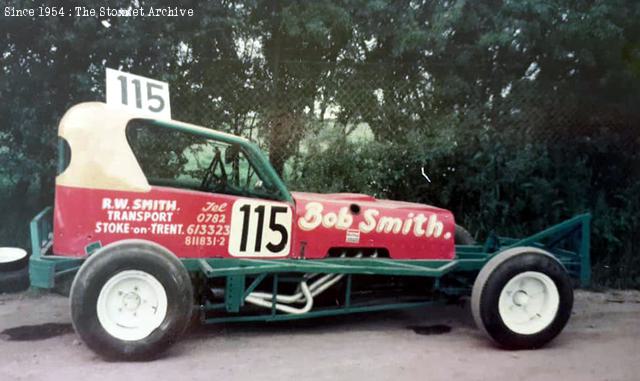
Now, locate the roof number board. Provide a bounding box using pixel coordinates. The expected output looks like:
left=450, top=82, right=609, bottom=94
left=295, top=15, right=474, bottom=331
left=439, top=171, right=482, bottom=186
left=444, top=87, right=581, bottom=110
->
left=106, top=68, right=171, bottom=120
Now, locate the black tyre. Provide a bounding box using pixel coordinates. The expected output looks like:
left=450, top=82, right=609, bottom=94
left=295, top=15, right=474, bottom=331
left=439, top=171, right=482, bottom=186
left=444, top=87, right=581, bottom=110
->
left=0, top=266, right=30, bottom=293
left=70, top=239, right=193, bottom=361
left=454, top=224, right=476, bottom=245
left=471, top=247, right=573, bottom=349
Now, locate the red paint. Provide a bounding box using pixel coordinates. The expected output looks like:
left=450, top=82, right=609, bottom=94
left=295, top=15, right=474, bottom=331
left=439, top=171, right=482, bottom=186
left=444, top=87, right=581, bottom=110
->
left=53, top=185, right=455, bottom=260
left=292, top=192, right=455, bottom=260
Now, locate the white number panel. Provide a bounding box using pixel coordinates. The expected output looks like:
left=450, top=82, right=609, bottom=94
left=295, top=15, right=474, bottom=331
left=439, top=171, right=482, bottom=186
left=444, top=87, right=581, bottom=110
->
left=106, top=68, right=171, bottom=120
left=228, top=199, right=292, bottom=257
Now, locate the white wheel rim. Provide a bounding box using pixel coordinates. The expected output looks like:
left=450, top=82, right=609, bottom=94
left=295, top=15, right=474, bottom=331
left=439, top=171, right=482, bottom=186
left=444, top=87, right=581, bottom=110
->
left=0, top=248, right=27, bottom=263
left=96, top=270, right=168, bottom=341
left=498, top=271, right=559, bottom=335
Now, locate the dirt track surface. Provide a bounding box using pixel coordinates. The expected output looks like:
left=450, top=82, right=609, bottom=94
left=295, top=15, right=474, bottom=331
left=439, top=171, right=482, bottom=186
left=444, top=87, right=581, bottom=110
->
left=0, top=289, right=638, bottom=381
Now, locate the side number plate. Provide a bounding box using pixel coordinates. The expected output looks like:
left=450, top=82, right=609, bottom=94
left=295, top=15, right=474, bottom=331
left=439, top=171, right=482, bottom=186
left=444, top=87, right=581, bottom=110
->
left=228, top=200, right=292, bottom=257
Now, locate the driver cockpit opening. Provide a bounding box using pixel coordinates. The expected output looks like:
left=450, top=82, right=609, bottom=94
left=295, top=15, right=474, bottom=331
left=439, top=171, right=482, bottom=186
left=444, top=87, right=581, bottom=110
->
left=124, top=119, right=279, bottom=200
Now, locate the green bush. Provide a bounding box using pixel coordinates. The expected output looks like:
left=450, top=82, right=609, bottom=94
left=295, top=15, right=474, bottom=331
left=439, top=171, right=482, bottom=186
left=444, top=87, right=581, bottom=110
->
left=287, top=115, right=640, bottom=289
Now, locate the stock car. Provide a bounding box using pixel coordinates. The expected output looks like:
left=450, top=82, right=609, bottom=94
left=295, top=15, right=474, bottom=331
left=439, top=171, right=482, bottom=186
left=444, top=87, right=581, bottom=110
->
left=27, top=102, right=591, bottom=360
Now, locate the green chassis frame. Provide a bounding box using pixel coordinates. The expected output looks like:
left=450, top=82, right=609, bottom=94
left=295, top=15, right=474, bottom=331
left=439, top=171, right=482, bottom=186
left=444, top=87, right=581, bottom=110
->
left=29, top=208, right=591, bottom=323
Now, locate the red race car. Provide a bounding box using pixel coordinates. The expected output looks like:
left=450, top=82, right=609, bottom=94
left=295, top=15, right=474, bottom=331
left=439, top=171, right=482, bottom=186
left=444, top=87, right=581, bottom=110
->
left=29, top=102, right=591, bottom=360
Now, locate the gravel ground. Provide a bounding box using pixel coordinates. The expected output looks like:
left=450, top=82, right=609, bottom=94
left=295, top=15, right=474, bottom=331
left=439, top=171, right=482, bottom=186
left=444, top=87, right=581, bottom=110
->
left=0, top=289, right=638, bottom=381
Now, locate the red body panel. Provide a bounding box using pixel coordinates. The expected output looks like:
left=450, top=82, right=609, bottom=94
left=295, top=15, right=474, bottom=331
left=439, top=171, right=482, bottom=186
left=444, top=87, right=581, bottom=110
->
left=291, top=192, right=455, bottom=260
left=53, top=185, right=455, bottom=260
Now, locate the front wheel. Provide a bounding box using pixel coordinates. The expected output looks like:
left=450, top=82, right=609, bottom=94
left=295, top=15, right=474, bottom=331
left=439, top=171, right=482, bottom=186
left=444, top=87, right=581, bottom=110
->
left=471, top=247, right=573, bottom=349
left=70, top=240, right=193, bottom=360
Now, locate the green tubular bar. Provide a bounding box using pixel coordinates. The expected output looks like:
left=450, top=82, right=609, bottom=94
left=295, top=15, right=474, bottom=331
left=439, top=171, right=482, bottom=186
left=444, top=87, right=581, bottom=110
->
left=183, top=257, right=460, bottom=278
left=493, top=213, right=591, bottom=287
left=190, top=213, right=591, bottom=322
left=29, top=207, right=83, bottom=289
left=203, top=300, right=443, bottom=324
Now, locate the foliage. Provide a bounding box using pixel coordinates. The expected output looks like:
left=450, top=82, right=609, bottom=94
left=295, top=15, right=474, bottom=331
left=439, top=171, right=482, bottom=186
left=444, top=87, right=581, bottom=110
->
left=1, top=0, right=639, bottom=287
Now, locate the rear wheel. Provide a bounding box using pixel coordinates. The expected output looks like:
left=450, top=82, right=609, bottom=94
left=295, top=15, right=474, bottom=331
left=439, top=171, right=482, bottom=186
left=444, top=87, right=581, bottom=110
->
left=70, top=240, right=193, bottom=360
left=454, top=224, right=476, bottom=245
left=471, top=247, right=573, bottom=349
